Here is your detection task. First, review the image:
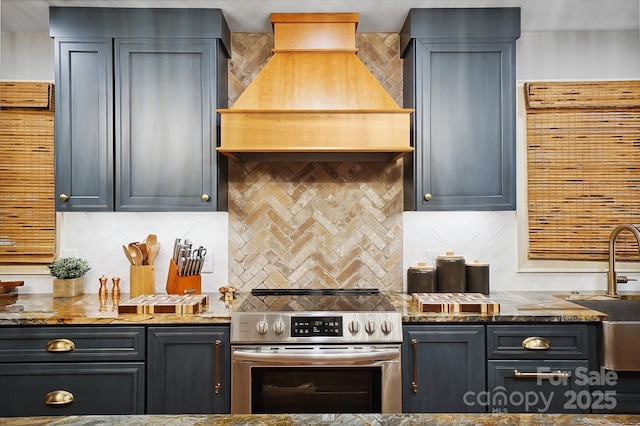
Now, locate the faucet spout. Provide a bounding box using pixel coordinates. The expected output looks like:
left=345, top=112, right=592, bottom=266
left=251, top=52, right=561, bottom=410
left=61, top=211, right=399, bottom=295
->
left=607, top=224, right=640, bottom=296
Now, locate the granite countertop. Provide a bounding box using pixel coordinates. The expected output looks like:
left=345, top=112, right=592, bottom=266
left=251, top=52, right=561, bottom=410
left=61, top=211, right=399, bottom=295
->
left=3, top=413, right=640, bottom=425
left=0, top=290, right=616, bottom=326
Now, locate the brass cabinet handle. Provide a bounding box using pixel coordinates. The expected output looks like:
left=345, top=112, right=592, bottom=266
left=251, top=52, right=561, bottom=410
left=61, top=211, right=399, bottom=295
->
left=202, top=194, right=210, bottom=202
left=411, top=338, right=418, bottom=393
left=45, top=390, right=74, bottom=405
left=514, top=370, right=570, bottom=379
left=522, top=336, right=551, bottom=350
left=214, top=339, right=221, bottom=394
left=424, top=193, right=432, bottom=201
left=46, top=338, right=75, bottom=352
left=59, top=194, right=69, bottom=201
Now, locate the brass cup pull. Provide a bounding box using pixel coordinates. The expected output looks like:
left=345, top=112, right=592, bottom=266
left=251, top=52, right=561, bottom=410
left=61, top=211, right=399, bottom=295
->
left=59, top=194, right=69, bottom=202
left=514, top=370, right=570, bottom=379
left=201, top=194, right=210, bottom=202
left=45, top=390, right=74, bottom=405
left=424, top=193, right=432, bottom=201
left=46, top=338, right=75, bottom=352
left=522, top=336, right=550, bottom=350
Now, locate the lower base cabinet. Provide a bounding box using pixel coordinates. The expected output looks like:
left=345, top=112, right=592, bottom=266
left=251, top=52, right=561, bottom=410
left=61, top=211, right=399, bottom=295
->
left=487, top=360, right=589, bottom=413
left=0, top=326, right=145, bottom=417
left=147, top=326, right=230, bottom=414
left=402, top=324, right=486, bottom=413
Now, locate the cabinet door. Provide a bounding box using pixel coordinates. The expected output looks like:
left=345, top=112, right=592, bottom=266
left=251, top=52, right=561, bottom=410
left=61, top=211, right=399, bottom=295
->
left=55, top=38, right=114, bottom=211
left=487, top=360, right=589, bottom=413
left=403, top=325, right=485, bottom=413
left=0, top=362, right=144, bottom=416
left=115, top=40, right=221, bottom=211
left=147, top=326, right=230, bottom=414
left=404, top=40, right=516, bottom=211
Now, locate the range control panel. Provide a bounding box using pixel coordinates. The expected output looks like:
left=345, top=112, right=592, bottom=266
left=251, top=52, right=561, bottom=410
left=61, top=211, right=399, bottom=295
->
left=231, top=311, right=403, bottom=344
left=291, top=316, right=342, bottom=337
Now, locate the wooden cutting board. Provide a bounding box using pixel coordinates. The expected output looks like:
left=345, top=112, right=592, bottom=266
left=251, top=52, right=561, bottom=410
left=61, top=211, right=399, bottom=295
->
left=118, top=294, right=209, bottom=314
left=412, top=292, right=500, bottom=313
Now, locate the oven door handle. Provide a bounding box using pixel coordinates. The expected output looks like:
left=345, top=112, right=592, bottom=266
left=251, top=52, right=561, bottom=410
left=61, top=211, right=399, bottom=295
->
left=232, top=348, right=400, bottom=364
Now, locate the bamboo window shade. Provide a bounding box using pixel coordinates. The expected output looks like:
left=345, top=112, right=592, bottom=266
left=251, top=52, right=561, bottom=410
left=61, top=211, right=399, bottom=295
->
left=525, top=80, right=640, bottom=261
left=0, top=82, right=56, bottom=264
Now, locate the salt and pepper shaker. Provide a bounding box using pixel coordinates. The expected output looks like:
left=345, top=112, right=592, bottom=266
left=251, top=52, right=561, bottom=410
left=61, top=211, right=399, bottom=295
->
left=111, top=276, right=121, bottom=295
left=98, top=275, right=109, bottom=295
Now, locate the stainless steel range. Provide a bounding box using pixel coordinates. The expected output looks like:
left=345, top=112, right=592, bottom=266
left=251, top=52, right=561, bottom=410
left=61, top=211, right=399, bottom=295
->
left=230, top=288, right=402, bottom=414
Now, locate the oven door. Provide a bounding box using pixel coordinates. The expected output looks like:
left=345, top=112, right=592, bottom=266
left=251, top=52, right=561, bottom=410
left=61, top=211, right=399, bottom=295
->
left=231, top=345, right=402, bottom=414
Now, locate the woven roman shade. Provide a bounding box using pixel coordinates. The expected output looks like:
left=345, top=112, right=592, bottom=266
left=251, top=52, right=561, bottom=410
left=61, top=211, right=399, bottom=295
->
left=0, top=82, right=56, bottom=264
left=525, top=80, right=640, bottom=261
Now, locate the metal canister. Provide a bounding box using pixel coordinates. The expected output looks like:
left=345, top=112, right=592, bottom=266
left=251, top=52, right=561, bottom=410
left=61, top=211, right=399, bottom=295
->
left=435, top=252, right=466, bottom=293
left=407, top=264, right=437, bottom=294
left=465, top=260, right=490, bottom=295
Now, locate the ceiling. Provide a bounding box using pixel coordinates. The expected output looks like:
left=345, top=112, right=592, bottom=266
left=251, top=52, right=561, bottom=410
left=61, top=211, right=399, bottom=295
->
left=1, top=0, right=639, bottom=34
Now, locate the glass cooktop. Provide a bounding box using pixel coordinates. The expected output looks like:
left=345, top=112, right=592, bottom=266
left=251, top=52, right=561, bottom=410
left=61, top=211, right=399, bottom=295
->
left=237, top=288, right=396, bottom=313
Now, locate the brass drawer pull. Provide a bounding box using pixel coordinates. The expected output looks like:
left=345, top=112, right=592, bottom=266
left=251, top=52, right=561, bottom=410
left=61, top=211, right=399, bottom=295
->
left=411, top=338, right=418, bottom=393
left=214, top=339, right=221, bottom=394
left=45, top=390, right=74, bottom=405
left=522, top=336, right=550, bottom=350
left=46, top=338, right=75, bottom=352
left=514, top=370, right=570, bottom=379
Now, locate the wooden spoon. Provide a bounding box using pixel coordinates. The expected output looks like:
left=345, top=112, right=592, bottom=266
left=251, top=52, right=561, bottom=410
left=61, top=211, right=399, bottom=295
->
left=123, top=245, right=135, bottom=265
left=137, top=243, right=148, bottom=265
left=147, top=243, right=161, bottom=265
left=145, top=234, right=157, bottom=247
left=128, top=243, right=143, bottom=266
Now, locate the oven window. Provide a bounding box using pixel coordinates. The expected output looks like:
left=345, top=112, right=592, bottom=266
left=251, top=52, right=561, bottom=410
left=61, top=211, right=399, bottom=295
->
left=251, top=367, right=382, bottom=413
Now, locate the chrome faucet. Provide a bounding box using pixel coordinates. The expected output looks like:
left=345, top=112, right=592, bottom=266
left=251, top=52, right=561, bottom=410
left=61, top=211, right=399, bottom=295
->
left=607, top=224, right=640, bottom=296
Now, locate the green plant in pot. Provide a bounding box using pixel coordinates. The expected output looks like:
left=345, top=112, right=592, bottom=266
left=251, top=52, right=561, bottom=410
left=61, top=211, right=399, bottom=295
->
left=48, top=257, right=91, bottom=298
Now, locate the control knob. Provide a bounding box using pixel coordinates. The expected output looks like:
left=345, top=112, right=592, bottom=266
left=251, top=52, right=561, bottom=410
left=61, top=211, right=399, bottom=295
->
left=365, top=318, right=377, bottom=335
left=256, top=319, right=269, bottom=335
left=348, top=319, right=360, bottom=334
left=273, top=319, right=286, bottom=335
left=381, top=318, right=393, bottom=335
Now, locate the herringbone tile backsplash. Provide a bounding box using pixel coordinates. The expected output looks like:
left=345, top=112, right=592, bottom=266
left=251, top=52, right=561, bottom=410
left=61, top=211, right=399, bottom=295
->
left=228, top=33, right=404, bottom=291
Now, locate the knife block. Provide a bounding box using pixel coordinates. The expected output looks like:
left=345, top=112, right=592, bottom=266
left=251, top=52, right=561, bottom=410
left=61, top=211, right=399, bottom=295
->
left=166, top=259, right=201, bottom=295
left=130, top=265, right=155, bottom=297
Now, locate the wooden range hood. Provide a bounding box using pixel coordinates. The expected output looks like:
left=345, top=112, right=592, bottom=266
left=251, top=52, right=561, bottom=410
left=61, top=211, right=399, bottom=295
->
left=217, top=13, right=413, bottom=162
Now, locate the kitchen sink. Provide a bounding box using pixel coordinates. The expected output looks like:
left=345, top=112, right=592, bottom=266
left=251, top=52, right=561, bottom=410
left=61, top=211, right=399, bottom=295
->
left=570, top=299, right=640, bottom=371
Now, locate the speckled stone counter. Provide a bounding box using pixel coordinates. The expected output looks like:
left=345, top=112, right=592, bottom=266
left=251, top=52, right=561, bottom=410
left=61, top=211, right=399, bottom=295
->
left=2, top=413, right=640, bottom=425
left=0, top=290, right=619, bottom=326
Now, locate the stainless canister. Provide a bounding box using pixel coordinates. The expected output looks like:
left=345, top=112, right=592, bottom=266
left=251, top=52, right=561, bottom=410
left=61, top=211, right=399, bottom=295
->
left=407, top=264, right=437, bottom=294
left=435, top=252, right=466, bottom=293
left=465, top=260, right=490, bottom=295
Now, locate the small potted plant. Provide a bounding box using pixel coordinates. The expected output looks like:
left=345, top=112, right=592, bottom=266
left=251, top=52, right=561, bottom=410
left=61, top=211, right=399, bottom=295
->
left=48, top=257, right=91, bottom=298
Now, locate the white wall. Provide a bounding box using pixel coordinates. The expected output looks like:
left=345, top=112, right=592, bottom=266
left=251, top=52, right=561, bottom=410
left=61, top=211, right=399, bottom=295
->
left=2, top=28, right=640, bottom=293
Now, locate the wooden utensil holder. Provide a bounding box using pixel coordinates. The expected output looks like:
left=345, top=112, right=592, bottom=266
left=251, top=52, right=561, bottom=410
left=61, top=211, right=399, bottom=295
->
left=130, top=265, right=155, bottom=297
left=166, top=259, right=201, bottom=295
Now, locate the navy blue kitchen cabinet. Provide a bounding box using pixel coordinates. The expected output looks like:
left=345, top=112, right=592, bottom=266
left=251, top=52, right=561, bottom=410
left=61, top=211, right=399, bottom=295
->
left=147, top=326, right=231, bottom=414
left=402, top=324, right=486, bottom=412
left=401, top=8, right=520, bottom=211
left=0, top=326, right=145, bottom=416
left=486, top=324, right=595, bottom=414
left=50, top=8, right=230, bottom=212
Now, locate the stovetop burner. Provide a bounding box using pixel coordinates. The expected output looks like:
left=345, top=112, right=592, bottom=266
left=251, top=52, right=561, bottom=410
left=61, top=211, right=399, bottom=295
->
left=238, top=288, right=394, bottom=313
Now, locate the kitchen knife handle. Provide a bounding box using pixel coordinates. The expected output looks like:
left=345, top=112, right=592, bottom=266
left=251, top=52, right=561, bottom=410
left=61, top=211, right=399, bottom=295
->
left=214, top=339, right=221, bottom=394
left=411, top=338, right=418, bottom=393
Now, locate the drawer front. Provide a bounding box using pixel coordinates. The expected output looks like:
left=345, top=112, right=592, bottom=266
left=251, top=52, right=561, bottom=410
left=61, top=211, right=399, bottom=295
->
left=0, top=362, right=145, bottom=416
left=0, top=326, right=145, bottom=362
left=487, top=360, right=589, bottom=413
left=487, top=324, right=589, bottom=360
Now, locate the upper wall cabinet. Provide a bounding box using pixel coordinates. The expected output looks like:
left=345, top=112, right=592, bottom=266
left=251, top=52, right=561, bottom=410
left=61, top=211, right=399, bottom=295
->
left=401, top=8, right=520, bottom=211
left=50, top=8, right=230, bottom=211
